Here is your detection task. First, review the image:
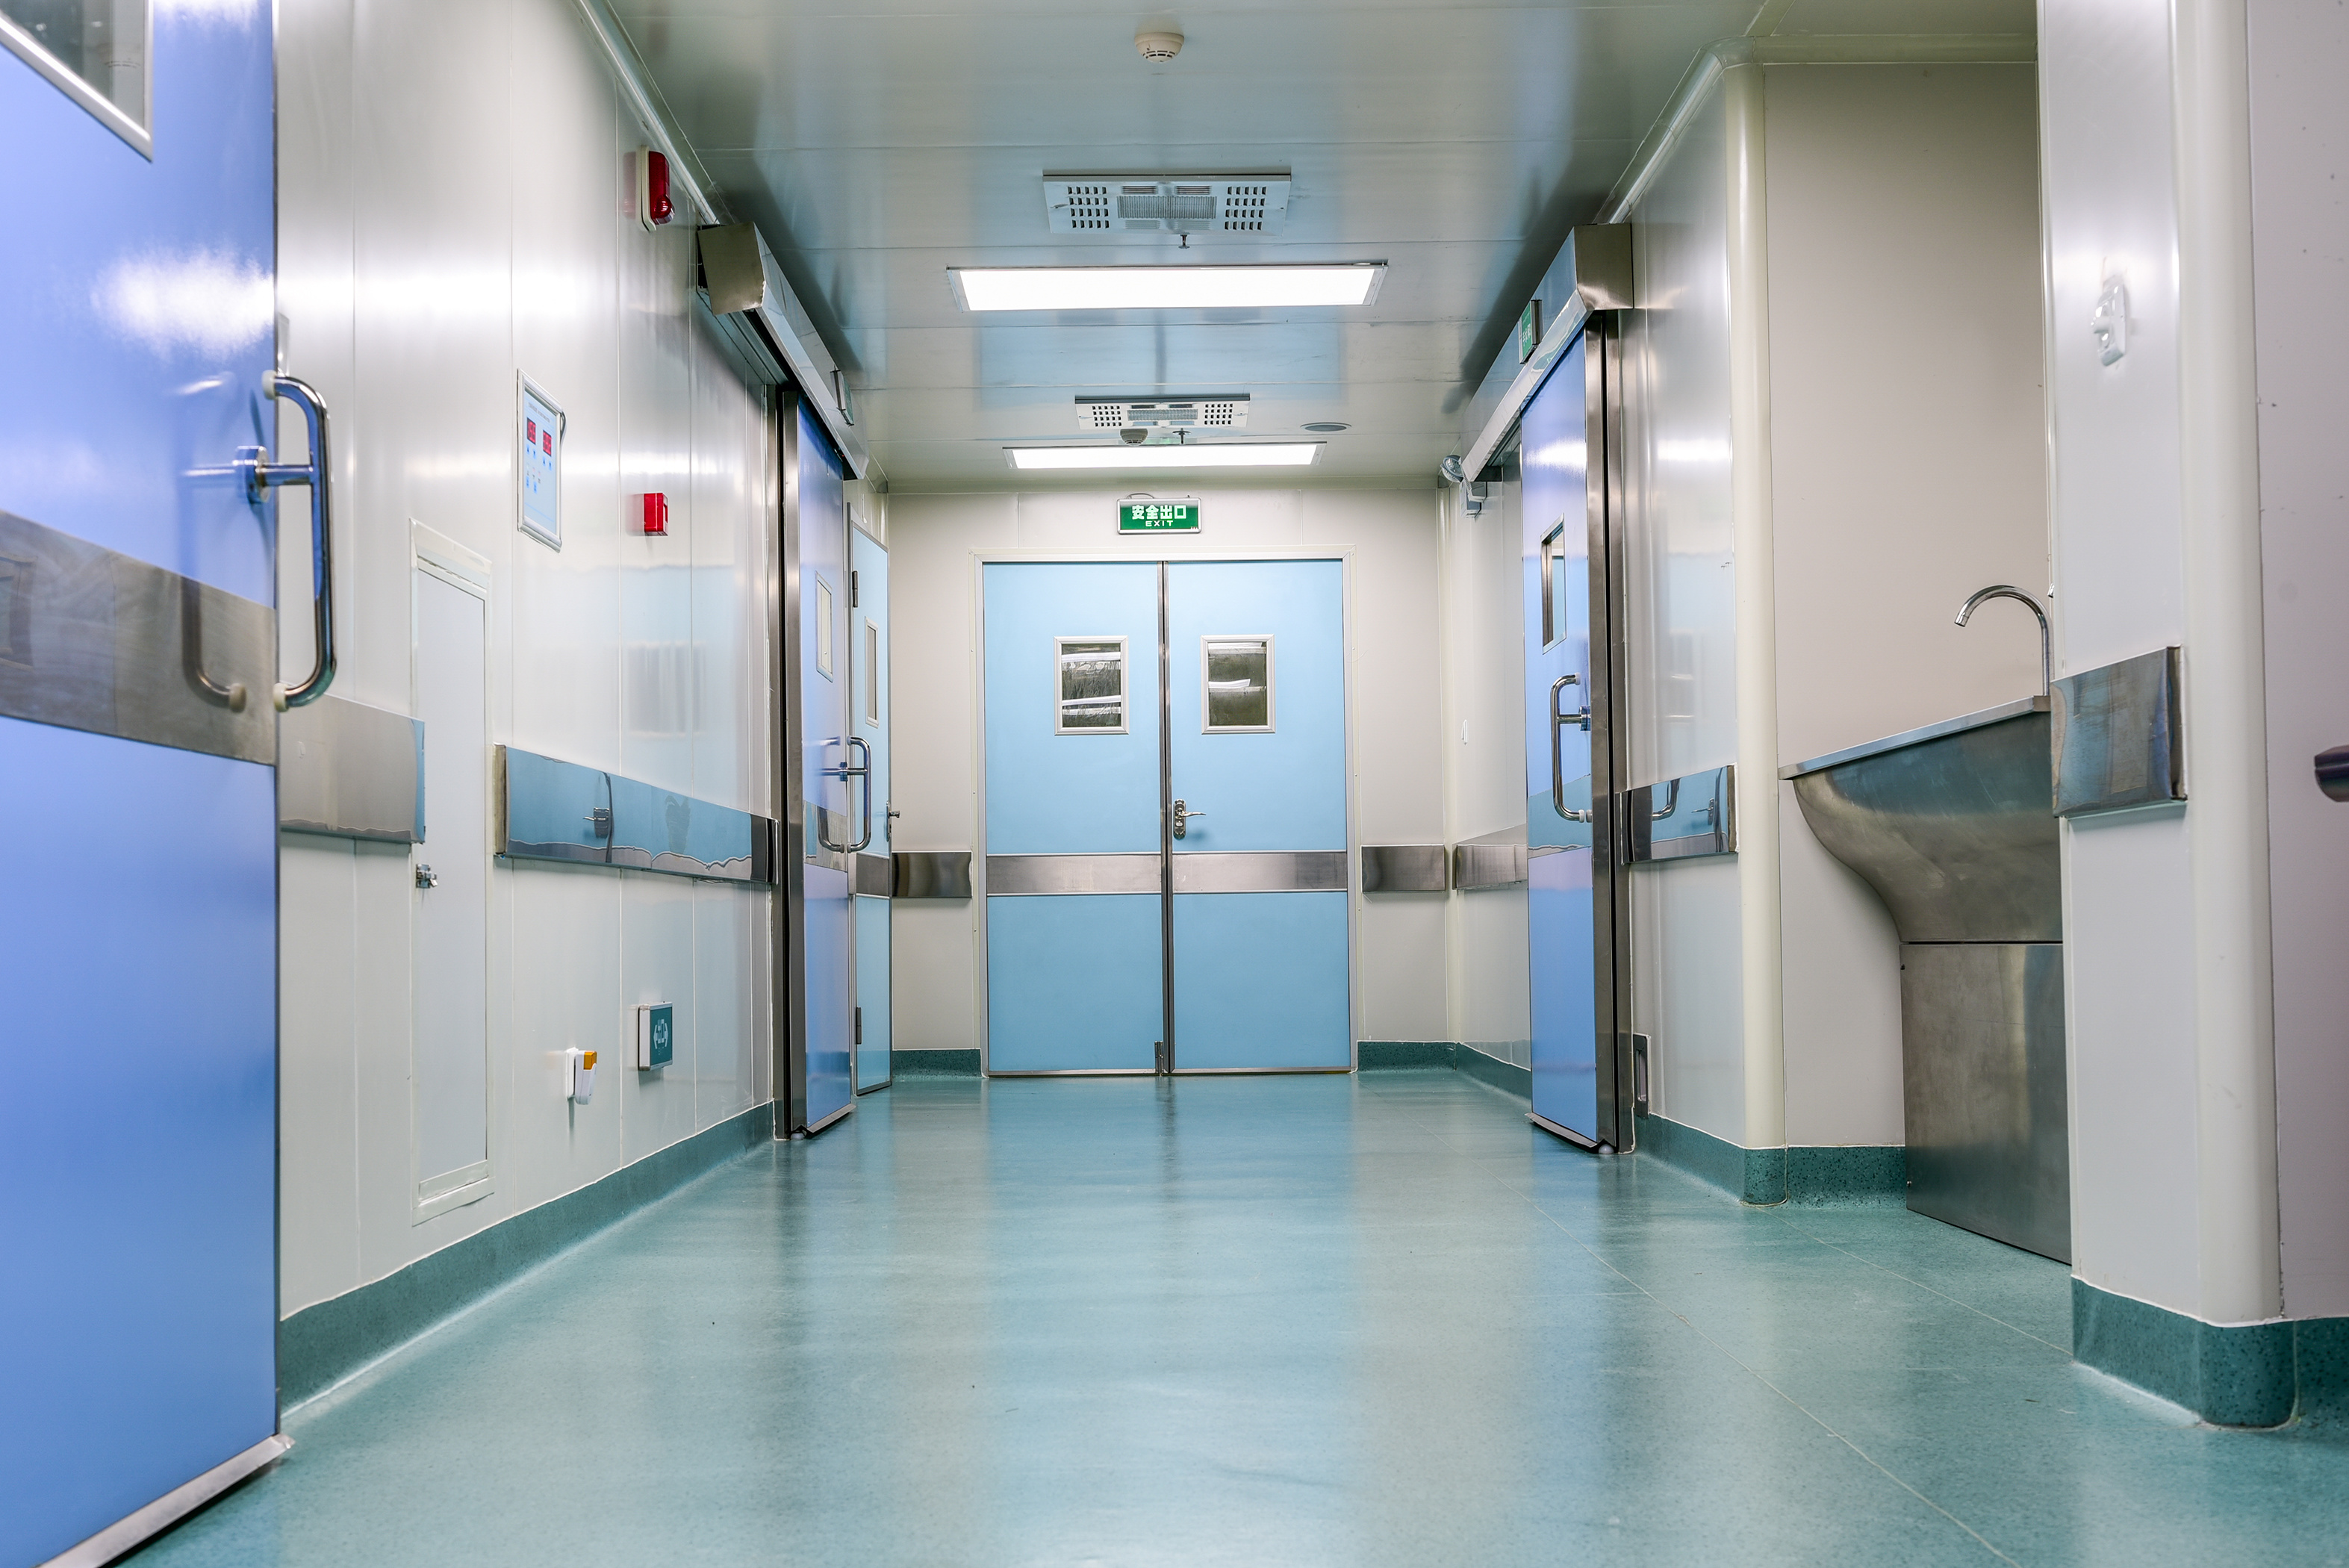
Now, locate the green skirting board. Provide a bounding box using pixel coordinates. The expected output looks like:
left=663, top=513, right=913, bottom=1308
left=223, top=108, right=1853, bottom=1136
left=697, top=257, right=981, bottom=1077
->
left=278, top=1100, right=775, bottom=1407
left=2073, top=1279, right=2349, bottom=1428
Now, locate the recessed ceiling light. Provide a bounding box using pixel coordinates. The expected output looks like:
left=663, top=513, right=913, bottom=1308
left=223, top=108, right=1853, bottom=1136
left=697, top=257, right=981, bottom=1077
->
left=951, top=264, right=1386, bottom=312
left=1007, top=444, right=1322, bottom=470
left=1301, top=421, right=1350, bottom=433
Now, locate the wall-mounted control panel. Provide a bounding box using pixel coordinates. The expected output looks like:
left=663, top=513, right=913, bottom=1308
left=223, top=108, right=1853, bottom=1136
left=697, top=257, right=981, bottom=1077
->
left=567, top=1048, right=597, bottom=1104
left=638, top=1003, right=674, bottom=1070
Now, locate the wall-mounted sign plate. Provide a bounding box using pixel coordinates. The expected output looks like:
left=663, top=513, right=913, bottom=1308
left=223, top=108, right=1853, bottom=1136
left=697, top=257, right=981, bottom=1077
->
left=519, top=376, right=564, bottom=550
left=1119, top=500, right=1200, bottom=534
left=638, top=1002, right=674, bottom=1069
left=1516, top=299, right=1543, bottom=364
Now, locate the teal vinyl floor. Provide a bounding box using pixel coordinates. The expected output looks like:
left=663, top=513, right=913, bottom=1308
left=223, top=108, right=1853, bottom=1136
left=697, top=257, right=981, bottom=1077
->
left=137, top=1071, right=2349, bottom=1567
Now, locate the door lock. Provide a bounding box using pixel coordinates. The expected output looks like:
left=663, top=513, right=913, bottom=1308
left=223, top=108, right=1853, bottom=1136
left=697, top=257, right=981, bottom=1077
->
left=414, top=863, right=440, bottom=889
left=1172, top=799, right=1205, bottom=839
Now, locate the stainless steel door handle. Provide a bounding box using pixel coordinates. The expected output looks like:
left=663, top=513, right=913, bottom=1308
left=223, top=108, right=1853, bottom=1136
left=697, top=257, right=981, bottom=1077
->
left=237, top=374, right=335, bottom=710
left=1172, top=799, right=1204, bottom=839
left=845, top=735, right=874, bottom=853
left=2318, top=745, right=2349, bottom=802
left=819, top=738, right=873, bottom=853
left=1549, top=673, right=1592, bottom=823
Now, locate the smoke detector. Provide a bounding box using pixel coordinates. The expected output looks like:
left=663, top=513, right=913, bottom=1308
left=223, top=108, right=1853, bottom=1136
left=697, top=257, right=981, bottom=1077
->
left=1136, top=29, right=1183, bottom=61
left=1044, top=174, right=1290, bottom=235
left=1078, top=395, right=1248, bottom=432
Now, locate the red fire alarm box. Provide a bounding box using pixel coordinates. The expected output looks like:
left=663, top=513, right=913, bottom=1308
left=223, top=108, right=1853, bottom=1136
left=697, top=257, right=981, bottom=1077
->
left=635, top=149, right=673, bottom=231
left=641, top=492, right=669, bottom=535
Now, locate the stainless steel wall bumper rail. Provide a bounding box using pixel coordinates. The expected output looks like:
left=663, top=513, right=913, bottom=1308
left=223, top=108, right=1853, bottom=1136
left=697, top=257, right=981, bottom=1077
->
left=1360, top=844, right=1448, bottom=892
left=1625, top=765, right=1737, bottom=862
left=893, top=851, right=972, bottom=899
left=1453, top=841, right=1531, bottom=889
left=279, top=695, right=424, bottom=841
left=2051, top=647, right=2183, bottom=817
left=496, top=744, right=762, bottom=881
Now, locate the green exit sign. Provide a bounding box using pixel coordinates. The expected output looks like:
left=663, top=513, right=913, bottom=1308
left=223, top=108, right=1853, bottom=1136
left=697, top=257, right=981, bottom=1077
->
left=1119, top=500, right=1199, bottom=534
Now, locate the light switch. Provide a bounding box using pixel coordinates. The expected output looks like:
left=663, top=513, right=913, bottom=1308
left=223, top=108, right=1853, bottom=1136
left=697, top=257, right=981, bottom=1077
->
left=2090, top=276, right=2128, bottom=366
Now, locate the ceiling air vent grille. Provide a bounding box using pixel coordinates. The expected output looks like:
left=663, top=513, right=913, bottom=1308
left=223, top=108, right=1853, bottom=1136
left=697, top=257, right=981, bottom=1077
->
left=1076, top=395, right=1251, bottom=431
left=1061, top=184, right=1113, bottom=231
left=1045, top=175, right=1291, bottom=237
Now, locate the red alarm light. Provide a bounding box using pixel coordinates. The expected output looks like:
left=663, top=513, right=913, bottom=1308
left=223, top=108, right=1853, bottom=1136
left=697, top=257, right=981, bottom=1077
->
left=636, top=149, right=673, bottom=231
left=641, top=492, right=668, bottom=535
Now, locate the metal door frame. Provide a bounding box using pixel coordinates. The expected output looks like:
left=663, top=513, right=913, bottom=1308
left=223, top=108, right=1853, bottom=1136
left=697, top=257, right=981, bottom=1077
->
left=1587, top=314, right=1636, bottom=1153
left=850, top=510, right=892, bottom=1095
left=970, top=547, right=1360, bottom=1077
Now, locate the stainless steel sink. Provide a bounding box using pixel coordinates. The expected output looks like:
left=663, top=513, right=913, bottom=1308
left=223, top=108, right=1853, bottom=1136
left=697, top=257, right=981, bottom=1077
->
left=1783, top=697, right=2068, bottom=1261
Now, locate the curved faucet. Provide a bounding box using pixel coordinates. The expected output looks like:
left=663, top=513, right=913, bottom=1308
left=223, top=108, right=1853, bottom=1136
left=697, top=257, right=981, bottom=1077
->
left=1955, top=585, right=2050, bottom=695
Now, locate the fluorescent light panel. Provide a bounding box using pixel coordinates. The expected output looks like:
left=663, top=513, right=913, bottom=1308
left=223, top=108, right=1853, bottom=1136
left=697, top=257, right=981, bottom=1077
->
left=953, top=264, right=1384, bottom=311
left=1008, top=444, right=1322, bottom=471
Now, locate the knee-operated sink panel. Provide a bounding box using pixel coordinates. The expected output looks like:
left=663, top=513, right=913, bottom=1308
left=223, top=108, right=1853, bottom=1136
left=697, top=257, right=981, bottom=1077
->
left=1788, top=700, right=2070, bottom=1261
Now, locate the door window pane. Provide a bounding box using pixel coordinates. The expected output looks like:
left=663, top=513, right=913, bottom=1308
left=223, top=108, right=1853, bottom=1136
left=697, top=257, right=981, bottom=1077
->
left=864, top=620, right=880, bottom=725
left=1, top=0, right=149, bottom=148
left=815, top=577, right=835, bottom=678
left=1056, top=637, right=1125, bottom=732
left=1202, top=636, right=1272, bottom=731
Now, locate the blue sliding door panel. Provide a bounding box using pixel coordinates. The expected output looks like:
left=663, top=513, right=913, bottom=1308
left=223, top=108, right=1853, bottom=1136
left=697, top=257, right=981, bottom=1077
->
left=806, top=865, right=856, bottom=1121
left=983, top=562, right=1162, bottom=855
left=798, top=405, right=855, bottom=1129
left=0, top=722, right=278, bottom=1564
left=1171, top=892, right=1351, bottom=1070
left=1521, top=335, right=1601, bottom=1139
left=1527, top=848, right=1599, bottom=1130
left=856, top=894, right=892, bottom=1090
left=800, top=405, right=852, bottom=862
left=2, top=5, right=283, bottom=1559
left=987, top=895, right=1163, bottom=1072
left=1166, top=559, right=1346, bottom=853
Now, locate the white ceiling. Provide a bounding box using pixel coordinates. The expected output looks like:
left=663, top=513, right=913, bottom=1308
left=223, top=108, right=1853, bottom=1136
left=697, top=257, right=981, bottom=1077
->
left=613, top=0, right=2034, bottom=491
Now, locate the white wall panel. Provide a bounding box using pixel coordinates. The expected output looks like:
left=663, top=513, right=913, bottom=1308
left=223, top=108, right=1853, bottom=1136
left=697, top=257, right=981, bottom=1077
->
left=2039, top=0, right=2200, bottom=1314
left=279, top=838, right=360, bottom=1310
left=1776, top=785, right=1902, bottom=1146
left=1762, top=64, right=2048, bottom=765
left=693, top=883, right=766, bottom=1122
left=1634, top=856, right=1746, bottom=1141
left=1761, top=63, right=2047, bottom=1150
left=619, top=873, right=698, bottom=1163
left=2246, top=0, right=2349, bottom=1319
left=278, top=0, right=780, bottom=1317
left=1620, top=78, right=1750, bottom=1142
left=2062, top=809, right=2201, bottom=1308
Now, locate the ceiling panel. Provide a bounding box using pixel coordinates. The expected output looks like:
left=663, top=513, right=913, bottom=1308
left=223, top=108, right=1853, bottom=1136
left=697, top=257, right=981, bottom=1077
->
left=610, top=0, right=2032, bottom=489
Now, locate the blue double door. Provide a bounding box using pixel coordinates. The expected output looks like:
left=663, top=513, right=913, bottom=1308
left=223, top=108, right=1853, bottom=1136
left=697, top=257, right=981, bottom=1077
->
left=2, top=4, right=290, bottom=1561
left=983, top=559, right=1351, bottom=1074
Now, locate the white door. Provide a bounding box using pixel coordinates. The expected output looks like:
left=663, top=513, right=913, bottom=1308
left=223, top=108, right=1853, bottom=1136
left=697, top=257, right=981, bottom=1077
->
left=414, top=557, right=491, bottom=1214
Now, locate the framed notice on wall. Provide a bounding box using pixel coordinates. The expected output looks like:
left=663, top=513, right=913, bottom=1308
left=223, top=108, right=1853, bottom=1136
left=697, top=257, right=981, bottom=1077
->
left=518, top=375, right=564, bottom=550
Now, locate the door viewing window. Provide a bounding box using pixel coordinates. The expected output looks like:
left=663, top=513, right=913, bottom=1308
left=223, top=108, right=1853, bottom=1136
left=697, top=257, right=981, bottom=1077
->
left=1056, top=637, right=1126, bottom=732
left=1201, top=636, right=1272, bottom=731
left=1540, top=521, right=1570, bottom=648
left=1, top=0, right=151, bottom=154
